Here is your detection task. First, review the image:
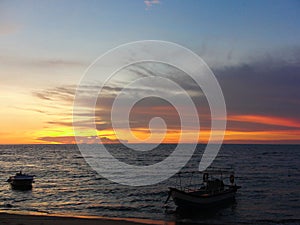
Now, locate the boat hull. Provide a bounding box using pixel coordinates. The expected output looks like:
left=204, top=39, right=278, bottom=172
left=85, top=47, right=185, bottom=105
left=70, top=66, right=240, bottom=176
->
left=169, top=187, right=238, bottom=209
left=9, top=180, right=33, bottom=190
left=7, top=175, right=34, bottom=190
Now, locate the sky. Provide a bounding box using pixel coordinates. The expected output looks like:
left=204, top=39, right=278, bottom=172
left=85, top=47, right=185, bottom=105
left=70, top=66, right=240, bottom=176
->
left=0, top=0, right=300, bottom=144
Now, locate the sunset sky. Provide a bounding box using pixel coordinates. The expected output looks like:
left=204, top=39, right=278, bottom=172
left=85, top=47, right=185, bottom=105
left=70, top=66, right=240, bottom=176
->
left=1, top=0, right=300, bottom=144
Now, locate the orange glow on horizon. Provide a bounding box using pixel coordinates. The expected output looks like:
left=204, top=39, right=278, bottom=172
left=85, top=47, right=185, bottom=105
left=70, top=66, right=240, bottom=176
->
left=1, top=112, right=300, bottom=144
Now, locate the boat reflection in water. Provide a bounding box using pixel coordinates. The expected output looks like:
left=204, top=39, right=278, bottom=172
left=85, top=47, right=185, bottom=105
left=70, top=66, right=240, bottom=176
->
left=165, top=168, right=241, bottom=213
left=7, top=171, right=35, bottom=190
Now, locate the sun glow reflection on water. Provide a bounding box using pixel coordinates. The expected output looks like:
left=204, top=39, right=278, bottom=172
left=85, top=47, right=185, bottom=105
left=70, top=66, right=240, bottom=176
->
left=0, top=144, right=299, bottom=224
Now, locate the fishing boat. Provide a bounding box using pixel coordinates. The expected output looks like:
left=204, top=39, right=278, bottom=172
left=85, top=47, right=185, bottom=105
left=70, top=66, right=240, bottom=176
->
left=7, top=171, right=35, bottom=190
left=165, top=168, right=241, bottom=209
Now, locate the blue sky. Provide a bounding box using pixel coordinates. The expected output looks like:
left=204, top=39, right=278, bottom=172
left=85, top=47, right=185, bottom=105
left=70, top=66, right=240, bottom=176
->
left=2, top=0, right=299, bottom=64
left=0, top=0, right=300, bottom=144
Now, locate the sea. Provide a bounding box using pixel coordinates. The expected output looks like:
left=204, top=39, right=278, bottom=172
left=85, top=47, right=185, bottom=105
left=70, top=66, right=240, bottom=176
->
left=0, top=144, right=299, bottom=224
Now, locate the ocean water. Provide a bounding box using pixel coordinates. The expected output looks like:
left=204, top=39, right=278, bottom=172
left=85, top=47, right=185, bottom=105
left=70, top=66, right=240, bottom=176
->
left=0, top=144, right=299, bottom=224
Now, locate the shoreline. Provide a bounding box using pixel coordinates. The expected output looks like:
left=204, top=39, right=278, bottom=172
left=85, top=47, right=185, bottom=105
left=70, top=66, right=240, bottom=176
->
left=0, top=211, right=174, bottom=225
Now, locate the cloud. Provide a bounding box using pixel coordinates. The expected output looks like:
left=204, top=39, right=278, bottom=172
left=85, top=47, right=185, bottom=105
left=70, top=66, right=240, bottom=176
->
left=144, top=0, right=160, bottom=9
left=215, top=51, right=300, bottom=120
left=228, top=115, right=300, bottom=129
left=0, top=55, right=86, bottom=68
left=224, top=129, right=300, bottom=144
left=32, top=85, right=76, bottom=102
left=33, top=92, right=53, bottom=101
left=33, top=63, right=208, bottom=129
left=32, top=49, right=300, bottom=143
left=36, top=135, right=126, bottom=144
left=33, top=59, right=86, bottom=67
left=10, top=106, right=46, bottom=114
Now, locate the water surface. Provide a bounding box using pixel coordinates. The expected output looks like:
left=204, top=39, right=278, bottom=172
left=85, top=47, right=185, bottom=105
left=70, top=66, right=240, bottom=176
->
left=0, top=144, right=299, bottom=224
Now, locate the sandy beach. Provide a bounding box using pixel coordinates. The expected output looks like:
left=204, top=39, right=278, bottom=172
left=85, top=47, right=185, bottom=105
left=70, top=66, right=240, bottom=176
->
left=0, top=213, right=168, bottom=225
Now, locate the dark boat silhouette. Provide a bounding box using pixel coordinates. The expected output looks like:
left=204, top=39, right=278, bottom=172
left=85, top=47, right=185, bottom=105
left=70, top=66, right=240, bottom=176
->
left=165, top=168, right=241, bottom=210
left=7, top=171, right=35, bottom=190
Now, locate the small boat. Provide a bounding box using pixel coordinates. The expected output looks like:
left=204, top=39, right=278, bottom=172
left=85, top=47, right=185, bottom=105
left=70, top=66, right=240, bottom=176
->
left=7, top=171, right=35, bottom=190
left=165, top=169, right=241, bottom=210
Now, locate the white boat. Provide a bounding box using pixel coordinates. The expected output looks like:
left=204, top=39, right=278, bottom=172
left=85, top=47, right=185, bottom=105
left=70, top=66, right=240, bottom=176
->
left=7, top=171, right=35, bottom=190
left=165, top=169, right=241, bottom=209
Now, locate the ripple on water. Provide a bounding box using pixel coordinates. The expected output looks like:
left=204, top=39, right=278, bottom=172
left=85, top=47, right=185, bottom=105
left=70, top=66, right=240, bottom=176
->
left=0, top=144, right=299, bottom=224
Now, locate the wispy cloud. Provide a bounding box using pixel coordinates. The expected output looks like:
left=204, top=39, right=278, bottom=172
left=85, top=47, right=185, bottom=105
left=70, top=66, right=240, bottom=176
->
left=144, top=0, right=160, bottom=9
left=10, top=106, right=46, bottom=114
left=31, top=51, right=300, bottom=143
left=32, top=86, right=76, bottom=102
left=36, top=135, right=126, bottom=144
left=228, top=115, right=300, bottom=129
left=223, top=129, right=300, bottom=144
left=0, top=55, right=87, bottom=68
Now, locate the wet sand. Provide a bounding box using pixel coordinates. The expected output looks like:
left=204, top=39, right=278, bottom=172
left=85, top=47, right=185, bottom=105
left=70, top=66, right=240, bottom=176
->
left=0, top=213, right=167, bottom=225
